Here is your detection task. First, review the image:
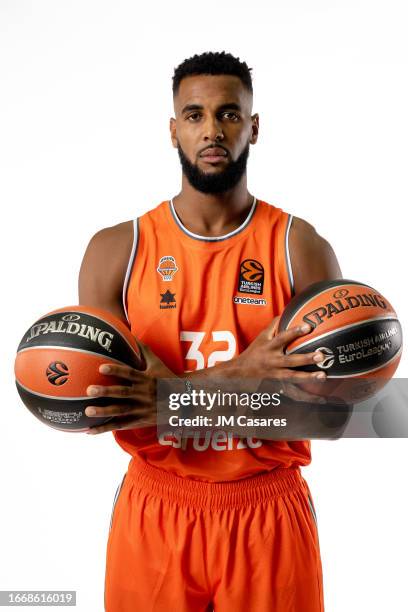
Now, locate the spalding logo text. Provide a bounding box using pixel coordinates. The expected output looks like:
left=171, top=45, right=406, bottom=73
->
left=25, top=319, right=114, bottom=352
left=303, top=293, right=388, bottom=329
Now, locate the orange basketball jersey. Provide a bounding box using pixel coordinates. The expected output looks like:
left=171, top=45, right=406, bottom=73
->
left=115, top=198, right=311, bottom=481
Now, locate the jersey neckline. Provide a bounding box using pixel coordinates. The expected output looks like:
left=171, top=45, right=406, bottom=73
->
left=168, top=196, right=258, bottom=243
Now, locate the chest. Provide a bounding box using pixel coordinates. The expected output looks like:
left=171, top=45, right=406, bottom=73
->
left=126, top=234, right=286, bottom=373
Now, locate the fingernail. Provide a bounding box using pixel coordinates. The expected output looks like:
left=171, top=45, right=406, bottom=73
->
left=86, top=407, right=96, bottom=416
left=318, top=397, right=327, bottom=404
left=313, top=352, right=323, bottom=362
left=87, top=386, right=100, bottom=396
left=100, top=365, right=111, bottom=374
left=301, top=324, right=311, bottom=333
left=316, top=372, right=326, bottom=379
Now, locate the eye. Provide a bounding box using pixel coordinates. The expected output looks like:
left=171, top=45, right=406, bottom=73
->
left=222, top=111, right=240, bottom=121
left=186, top=112, right=201, bottom=122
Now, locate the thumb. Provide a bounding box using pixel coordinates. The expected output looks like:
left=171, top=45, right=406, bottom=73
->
left=135, top=339, right=153, bottom=371
left=265, top=316, right=281, bottom=340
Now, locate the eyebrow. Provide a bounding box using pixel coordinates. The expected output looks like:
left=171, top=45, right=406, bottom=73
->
left=181, top=102, right=242, bottom=114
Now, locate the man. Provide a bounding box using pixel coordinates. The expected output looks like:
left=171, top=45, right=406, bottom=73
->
left=79, top=51, right=341, bottom=611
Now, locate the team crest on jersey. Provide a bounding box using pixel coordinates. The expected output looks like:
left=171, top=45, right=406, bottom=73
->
left=160, top=290, right=176, bottom=309
left=157, top=256, right=178, bottom=282
left=238, top=259, right=264, bottom=295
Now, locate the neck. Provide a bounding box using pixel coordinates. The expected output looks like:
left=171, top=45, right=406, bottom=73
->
left=172, top=175, right=254, bottom=237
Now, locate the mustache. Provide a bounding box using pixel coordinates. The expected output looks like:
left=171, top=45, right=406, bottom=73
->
left=198, top=144, right=230, bottom=157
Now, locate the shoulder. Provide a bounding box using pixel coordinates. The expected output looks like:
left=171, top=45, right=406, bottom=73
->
left=288, top=215, right=342, bottom=294
left=82, top=199, right=166, bottom=270
left=80, top=220, right=135, bottom=280
left=78, top=220, right=136, bottom=318
left=289, top=215, right=330, bottom=251
left=87, top=220, right=134, bottom=252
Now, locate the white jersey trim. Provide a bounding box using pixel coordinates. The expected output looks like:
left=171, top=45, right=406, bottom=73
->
left=169, top=196, right=257, bottom=242
left=285, top=214, right=295, bottom=296
left=122, top=218, right=139, bottom=323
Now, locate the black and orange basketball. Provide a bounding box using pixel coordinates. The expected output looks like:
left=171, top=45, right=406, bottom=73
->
left=14, top=305, right=142, bottom=432
left=278, top=279, right=403, bottom=401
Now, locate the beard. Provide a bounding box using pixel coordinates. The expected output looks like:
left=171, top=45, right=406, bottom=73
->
left=177, top=142, right=250, bottom=194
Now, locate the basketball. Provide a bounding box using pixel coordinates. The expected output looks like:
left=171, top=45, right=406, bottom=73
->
left=278, top=279, right=403, bottom=401
left=14, top=305, right=142, bottom=432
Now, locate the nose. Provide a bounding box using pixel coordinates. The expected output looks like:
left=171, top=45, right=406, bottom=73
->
left=203, top=115, right=224, bottom=142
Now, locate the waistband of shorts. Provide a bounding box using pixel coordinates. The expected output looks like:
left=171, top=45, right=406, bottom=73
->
left=126, top=455, right=304, bottom=510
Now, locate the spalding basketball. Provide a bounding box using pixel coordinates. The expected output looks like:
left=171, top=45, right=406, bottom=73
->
left=278, top=279, right=403, bottom=401
left=15, top=306, right=142, bottom=432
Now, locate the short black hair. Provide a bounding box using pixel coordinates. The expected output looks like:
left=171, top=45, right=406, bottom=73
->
left=172, top=51, right=253, bottom=96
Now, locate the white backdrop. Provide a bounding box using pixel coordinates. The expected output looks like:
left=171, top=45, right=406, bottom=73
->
left=1, top=1, right=407, bottom=610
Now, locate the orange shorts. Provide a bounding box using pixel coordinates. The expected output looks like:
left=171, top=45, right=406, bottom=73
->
left=105, top=456, right=324, bottom=611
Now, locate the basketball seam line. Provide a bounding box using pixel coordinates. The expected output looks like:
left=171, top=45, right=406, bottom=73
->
left=286, top=315, right=400, bottom=354
left=16, top=345, right=135, bottom=366
left=16, top=379, right=122, bottom=401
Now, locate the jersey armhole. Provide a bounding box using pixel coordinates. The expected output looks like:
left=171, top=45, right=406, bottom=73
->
left=122, top=218, right=139, bottom=323
left=284, top=213, right=295, bottom=297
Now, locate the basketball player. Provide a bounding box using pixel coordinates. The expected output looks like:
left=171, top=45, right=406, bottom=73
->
left=79, top=52, right=341, bottom=611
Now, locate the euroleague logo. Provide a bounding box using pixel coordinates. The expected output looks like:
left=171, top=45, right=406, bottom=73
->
left=46, top=361, right=69, bottom=385
left=333, top=289, right=349, bottom=299
left=62, top=313, right=81, bottom=322
left=238, top=259, right=264, bottom=295
left=315, top=347, right=335, bottom=369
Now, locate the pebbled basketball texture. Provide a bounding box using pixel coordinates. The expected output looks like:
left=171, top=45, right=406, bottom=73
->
left=15, top=305, right=142, bottom=432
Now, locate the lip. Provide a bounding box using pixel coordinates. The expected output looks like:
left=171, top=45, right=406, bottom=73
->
left=199, top=147, right=228, bottom=163
left=200, top=147, right=228, bottom=158
left=200, top=155, right=228, bottom=163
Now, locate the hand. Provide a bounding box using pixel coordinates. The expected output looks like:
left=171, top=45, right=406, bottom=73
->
left=232, top=317, right=328, bottom=403
left=85, top=341, right=175, bottom=435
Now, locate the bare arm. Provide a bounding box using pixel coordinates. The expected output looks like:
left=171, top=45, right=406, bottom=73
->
left=289, top=216, right=342, bottom=294
left=78, top=221, right=133, bottom=323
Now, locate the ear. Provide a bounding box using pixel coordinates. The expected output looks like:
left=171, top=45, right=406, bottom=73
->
left=170, top=117, right=178, bottom=148
left=250, top=113, right=259, bottom=145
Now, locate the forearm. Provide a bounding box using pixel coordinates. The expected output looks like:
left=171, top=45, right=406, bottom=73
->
left=184, top=357, right=242, bottom=380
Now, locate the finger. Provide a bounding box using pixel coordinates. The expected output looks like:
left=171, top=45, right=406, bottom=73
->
left=264, top=316, right=281, bottom=340
left=278, top=369, right=326, bottom=381
left=136, top=339, right=164, bottom=373
left=136, top=339, right=155, bottom=364
left=98, top=363, right=146, bottom=381
left=85, top=403, right=139, bottom=418
left=271, top=324, right=312, bottom=350
left=87, top=384, right=136, bottom=398
left=278, top=351, right=325, bottom=368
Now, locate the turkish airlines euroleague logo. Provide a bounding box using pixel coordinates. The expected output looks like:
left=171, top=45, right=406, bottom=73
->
left=238, top=259, right=264, bottom=295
